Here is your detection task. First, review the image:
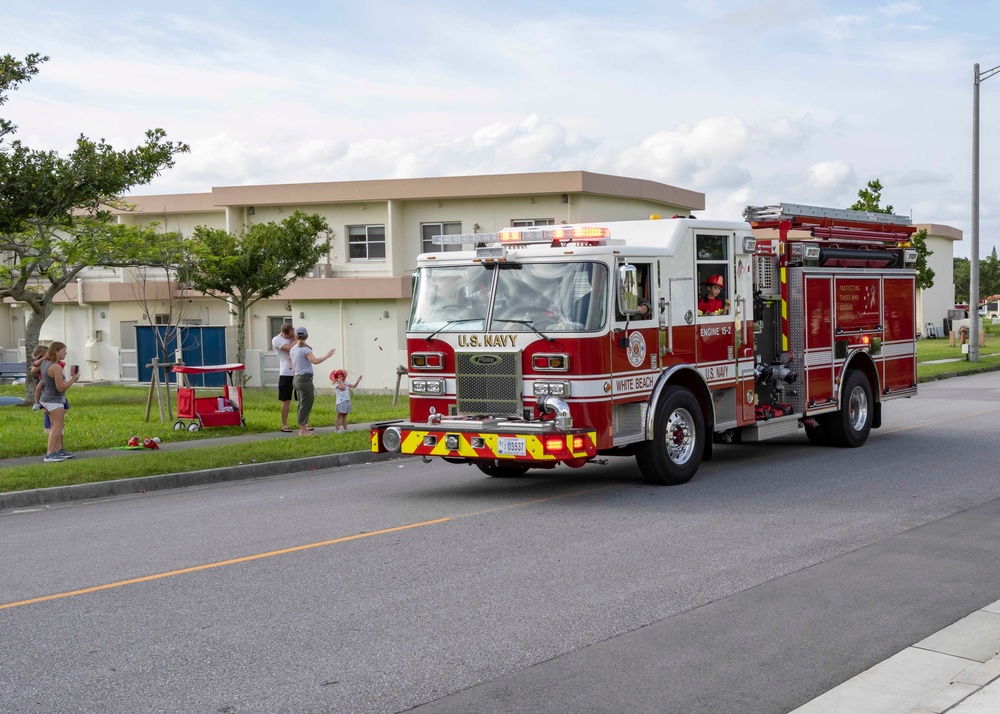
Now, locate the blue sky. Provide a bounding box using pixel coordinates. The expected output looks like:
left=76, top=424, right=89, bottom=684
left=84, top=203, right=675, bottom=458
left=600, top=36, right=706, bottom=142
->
left=5, top=1, right=1000, bottom=256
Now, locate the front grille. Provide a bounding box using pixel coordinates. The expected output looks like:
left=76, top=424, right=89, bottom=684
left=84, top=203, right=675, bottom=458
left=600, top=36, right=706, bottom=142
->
left=455, top=352, right=521, bottom=416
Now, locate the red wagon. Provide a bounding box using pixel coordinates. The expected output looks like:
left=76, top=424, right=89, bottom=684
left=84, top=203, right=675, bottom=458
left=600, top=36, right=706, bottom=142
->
left=171, top=363, right=246, bottom=432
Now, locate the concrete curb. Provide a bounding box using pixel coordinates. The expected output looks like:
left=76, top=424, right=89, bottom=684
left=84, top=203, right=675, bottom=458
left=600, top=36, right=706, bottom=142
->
left=0, top=450, right=406, bottom=511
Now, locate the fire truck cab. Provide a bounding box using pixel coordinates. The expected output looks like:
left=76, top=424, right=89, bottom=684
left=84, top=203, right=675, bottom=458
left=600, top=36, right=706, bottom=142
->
left=371, top=203, right=918, bottom=485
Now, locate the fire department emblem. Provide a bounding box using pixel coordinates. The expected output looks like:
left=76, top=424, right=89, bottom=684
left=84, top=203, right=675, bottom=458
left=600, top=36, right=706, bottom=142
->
left=627, top=331, right=646, bottom=367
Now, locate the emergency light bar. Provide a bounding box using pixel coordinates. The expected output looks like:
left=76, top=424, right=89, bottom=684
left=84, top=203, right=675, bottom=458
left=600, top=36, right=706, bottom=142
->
left=430, top=233, right=498, bottom=245
left=497, top=226, right=611, bottom=246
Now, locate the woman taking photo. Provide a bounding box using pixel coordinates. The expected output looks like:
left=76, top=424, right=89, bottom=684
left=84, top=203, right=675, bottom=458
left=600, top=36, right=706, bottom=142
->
left=38, top=341, right=81, bottom=462
left=289, top=326, right=334, bottom=436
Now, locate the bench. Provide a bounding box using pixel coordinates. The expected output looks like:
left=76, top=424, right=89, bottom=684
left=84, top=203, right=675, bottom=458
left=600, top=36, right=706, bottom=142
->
left=0, top=361, right=28, bottom=383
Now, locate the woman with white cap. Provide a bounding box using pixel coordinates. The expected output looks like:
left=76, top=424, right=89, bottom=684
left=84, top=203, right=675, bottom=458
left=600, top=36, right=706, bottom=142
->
left=289, top=326, right=335, bottom=436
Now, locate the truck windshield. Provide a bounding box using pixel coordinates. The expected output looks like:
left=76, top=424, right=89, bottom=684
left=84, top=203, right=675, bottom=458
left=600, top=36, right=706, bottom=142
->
left=408, top=262, right=607, bottom=333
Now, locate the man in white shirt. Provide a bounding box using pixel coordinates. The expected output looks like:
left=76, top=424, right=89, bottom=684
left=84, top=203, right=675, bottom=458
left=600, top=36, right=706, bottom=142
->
left=271, top=323, right=297, bottom=432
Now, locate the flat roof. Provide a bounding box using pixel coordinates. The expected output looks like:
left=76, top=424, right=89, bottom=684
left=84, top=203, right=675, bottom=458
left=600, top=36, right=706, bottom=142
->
left=124, top=171, right=705, bottom=213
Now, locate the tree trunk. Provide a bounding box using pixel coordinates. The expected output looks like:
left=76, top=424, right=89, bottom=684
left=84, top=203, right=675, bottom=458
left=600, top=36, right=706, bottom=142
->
left=21, top=303, right=53, bottom=403
left=235, top=300, right=249, bottom=385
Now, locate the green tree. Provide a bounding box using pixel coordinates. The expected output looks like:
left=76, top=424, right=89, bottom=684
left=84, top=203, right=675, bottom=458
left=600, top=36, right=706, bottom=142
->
left=981, top=247, right=1000, bottom=299
left=848, top=178, right=933, bottom=289
left=910, top=228, right=935, bottom=291
left=182, top=212, right=332, bottom=370
left=1, top=53, right=189, bottom=400
left=849, top=178, right=893, bottom=214
left=954, top=256, right=970, bottom=303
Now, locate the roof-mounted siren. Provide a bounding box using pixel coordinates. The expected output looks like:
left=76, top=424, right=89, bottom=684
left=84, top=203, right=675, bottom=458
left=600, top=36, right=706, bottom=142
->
left=498, top=225, right=611, bottom=248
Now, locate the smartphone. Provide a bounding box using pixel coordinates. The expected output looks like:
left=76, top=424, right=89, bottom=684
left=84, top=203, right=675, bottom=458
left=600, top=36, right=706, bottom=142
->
left=70, top=364, right=80, bottom=376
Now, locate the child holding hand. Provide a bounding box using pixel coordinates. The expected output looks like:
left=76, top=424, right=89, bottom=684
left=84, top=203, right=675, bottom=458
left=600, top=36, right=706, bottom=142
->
left=30, top=344, right=70, bottom=435
left=331, top=369, right=362, bottom=432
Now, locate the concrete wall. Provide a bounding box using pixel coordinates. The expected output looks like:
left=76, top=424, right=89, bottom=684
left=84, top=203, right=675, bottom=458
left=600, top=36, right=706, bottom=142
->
left=914, top=224, right=963, bottom=336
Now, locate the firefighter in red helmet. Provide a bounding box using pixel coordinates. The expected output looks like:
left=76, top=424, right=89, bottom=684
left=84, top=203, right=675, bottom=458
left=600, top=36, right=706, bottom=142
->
left=698, top=274, right=729, bottom=316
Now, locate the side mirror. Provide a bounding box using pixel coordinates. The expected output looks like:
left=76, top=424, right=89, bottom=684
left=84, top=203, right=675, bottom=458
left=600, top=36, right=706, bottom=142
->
left=617, top=264, right=639, bottom=316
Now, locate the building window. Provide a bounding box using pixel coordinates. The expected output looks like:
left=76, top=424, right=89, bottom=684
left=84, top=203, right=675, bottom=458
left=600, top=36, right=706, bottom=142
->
left=421, top=222, right=463, bottom=253
left=511, top=218, right=555, bottom=227
left=348, top=225, right=386, bottom=261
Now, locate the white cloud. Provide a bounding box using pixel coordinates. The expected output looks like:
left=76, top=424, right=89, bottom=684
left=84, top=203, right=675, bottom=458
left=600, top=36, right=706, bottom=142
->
left=6, top=1, right=1000, bottom=256
left=805, top=160, right=857, bottom=198
left=614, top=116, right=819, bottom=194
left=878, top=2, right=921, bottom=17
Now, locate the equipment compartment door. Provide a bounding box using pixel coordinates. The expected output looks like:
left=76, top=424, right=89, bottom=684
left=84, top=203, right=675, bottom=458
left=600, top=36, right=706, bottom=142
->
left=803, top=275, right=835, bottom=408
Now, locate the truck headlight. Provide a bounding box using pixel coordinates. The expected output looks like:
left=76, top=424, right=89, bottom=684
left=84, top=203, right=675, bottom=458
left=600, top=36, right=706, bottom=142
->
left=411, top=378, right=445, bottom=395
left=533, top=381, right=570, bottom=397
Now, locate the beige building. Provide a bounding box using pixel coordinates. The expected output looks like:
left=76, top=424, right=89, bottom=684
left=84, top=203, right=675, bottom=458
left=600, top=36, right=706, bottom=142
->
left=0, top=171, right=704, bottom=390
left=0, top=172, right=962, bottom=388
left=913, top=223, right=964, bottom=336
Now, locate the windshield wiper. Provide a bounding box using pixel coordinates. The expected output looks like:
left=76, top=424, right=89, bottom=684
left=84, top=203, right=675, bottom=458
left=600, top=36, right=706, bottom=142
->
left=493, top=318, right=555, bottom=342
left=425, top=318, right=484, bottom=342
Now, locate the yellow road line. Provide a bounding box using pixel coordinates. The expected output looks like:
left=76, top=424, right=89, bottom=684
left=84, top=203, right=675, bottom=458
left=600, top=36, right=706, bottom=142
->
left=1, top=484, right=617, bottom=611
left=0, top=518, right=449, bottom=610
left=15, top=403, right=987, bottom=612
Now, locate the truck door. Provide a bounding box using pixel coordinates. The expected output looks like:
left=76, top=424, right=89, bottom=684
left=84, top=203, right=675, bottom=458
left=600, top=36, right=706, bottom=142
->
left=610, top=260, right=659, bottom=444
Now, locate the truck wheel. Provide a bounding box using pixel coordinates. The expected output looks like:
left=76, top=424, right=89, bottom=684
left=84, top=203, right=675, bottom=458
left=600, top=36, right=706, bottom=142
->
left=827, top=371, right=873, bottom=448
left=476, top=461, right=530, bottom=478
left=636, top=386, right=704, bottom=485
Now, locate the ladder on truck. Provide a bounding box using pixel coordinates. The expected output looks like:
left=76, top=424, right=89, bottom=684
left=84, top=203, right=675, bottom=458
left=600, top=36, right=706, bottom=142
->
left=743, top=203, right=916, bottom=245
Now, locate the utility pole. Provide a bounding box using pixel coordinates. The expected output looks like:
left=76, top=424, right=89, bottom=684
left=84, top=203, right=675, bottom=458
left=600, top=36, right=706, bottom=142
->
left=971, top=62, right=1000, bottom=362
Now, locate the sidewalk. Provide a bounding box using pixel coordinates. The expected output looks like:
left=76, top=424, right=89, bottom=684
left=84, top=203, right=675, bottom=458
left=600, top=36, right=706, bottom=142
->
left=2, top=417, right=1000, bottom=712
left=792, top=601, right=1000, bottom=713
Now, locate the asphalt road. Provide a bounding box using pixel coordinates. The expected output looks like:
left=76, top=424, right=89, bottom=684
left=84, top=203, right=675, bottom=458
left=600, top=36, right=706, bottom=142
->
left=2, top=372, right=1000, bottom=713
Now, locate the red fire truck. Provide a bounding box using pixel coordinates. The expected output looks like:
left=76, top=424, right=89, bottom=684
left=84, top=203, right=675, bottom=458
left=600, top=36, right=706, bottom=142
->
left=371, top=203, right=918, bottom=485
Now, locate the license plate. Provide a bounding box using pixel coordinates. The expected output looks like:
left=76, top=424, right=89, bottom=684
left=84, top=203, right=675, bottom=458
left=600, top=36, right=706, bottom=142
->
left=497, top=437, right=526, bottom=456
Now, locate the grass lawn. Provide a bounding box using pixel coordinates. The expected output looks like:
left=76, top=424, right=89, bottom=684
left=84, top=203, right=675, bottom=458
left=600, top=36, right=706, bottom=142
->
left=3, top=332, right=999, bottom=495
left=916, top=324, right=1000, bottom=380
left=0, top=385, right=408, bottom=493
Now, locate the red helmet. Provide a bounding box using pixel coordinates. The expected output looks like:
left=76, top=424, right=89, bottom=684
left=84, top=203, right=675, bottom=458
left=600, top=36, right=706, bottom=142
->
left=127, top=436, right=140, bottom=447
left=706, top=275, right=724, bottom=288
left=142, top=437, right=159, bottom=450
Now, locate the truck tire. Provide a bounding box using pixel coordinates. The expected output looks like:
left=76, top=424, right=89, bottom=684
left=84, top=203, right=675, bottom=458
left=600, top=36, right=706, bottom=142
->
left=636, top=386, right=704, bottom=485
left=476, top=461, right=531, bottom=478
left=827, top=370, right=873, bottom=448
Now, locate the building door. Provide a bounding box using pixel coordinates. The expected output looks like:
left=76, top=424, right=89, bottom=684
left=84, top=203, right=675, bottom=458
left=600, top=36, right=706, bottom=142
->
left=135, top=325, right=228, bottom=386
